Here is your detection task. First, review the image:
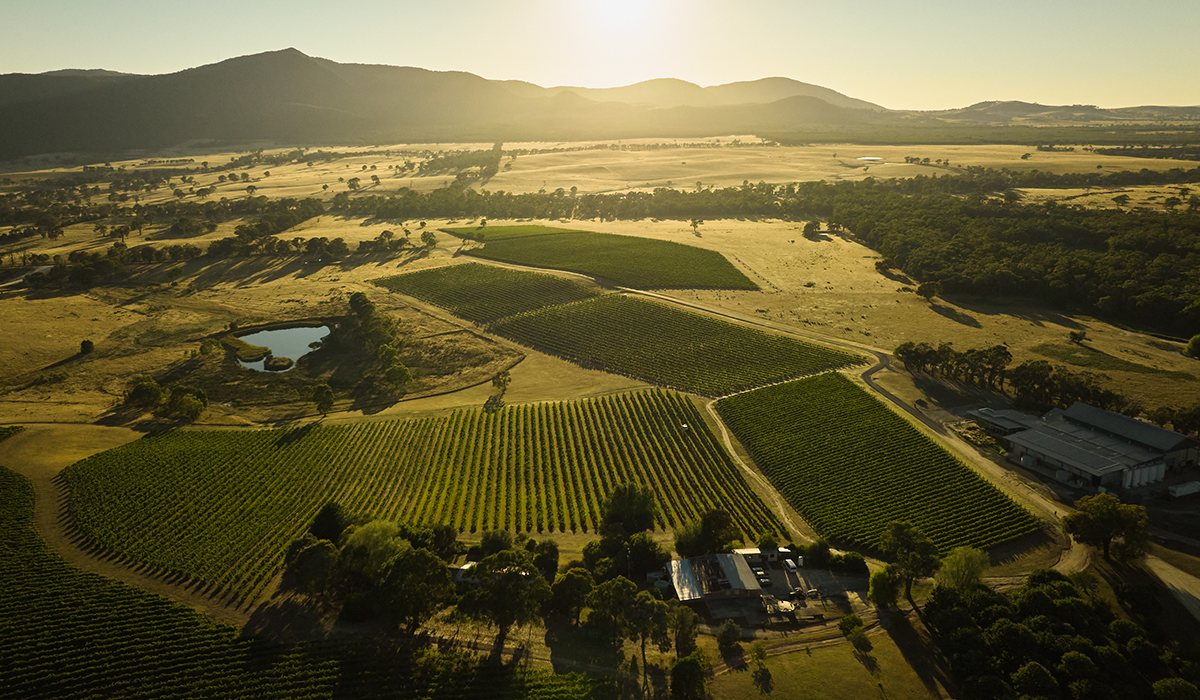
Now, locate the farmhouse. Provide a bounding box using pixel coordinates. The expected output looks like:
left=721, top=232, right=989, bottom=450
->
left=667, top=553, right=762, bottom=604
left=971, top=403, right=1199, bottom=491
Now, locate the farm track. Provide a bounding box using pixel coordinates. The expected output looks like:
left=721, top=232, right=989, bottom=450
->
left=0, top=424, right=256, bottom=627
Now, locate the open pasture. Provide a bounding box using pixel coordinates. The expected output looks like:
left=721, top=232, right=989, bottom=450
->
left=492, top=294, right=864, bottom=396
left=466, top=230, right=758, bottom=289
left=372, top=262, right=602, bottom=322
left=716, top=372, right=1039, bottom=553
left=64, top=390, right=781, bottom=599
left=0, top=467, right=601, bottom=700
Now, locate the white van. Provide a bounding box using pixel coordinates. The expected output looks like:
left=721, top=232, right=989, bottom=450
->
left=784, top=558, right=798, bottom=572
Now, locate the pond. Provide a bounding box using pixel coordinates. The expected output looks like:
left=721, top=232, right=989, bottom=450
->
left=237, top=325, right=331, bottom=372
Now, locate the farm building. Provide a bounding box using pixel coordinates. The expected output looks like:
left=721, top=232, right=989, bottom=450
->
left=731, top=546, right=792, bottom=564
left=667, top=553, right=762, bottom=604
left=972, top=402, right=1198, bottom=491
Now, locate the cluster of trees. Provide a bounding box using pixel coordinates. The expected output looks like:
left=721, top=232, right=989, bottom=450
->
left=203, top=198, right=325, bottom=256
left=1093, top=146, right=1200, bottom=162
left=1145, top=401, right=1200, bottom=437
left=1061, top=493, right=1149, bottom=562
left=894, top=341, right=1133, bottom=413
left=895, top=340, right=1200, bottom=437
left=835, top=187, right=1200, bottom=335
left=123, top=375, right=209, bottom=421
left=553, top=484, right=713, bottom=696
left=904, top=494, right=1180, bottom=699
left=310, top=293, right=411, bottom=411
left=924, top=566, right=1196, bottom=700
left=282, top=502, right=460, bottom=634
left=284, top=487, right=712, bottom=698
left=417, top=143, right=503, bottom=180
left=355, top=228, right=413, bottom=254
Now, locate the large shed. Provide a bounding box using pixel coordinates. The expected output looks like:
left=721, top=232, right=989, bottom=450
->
left=667, top=553, right=762, bottom=603
left=1000, top=402, right=1197, bottom=490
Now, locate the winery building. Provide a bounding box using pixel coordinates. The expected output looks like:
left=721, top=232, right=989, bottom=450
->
left=969, top=403, right=1198, bottom=491
left=667, top=553, right=762, bottom=603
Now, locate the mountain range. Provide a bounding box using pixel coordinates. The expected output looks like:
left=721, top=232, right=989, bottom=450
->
left=0, top=48, right=1195, bottom=160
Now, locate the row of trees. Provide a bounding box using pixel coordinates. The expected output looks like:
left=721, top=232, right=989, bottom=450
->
left=894, top=340, right=1133, bottom=413
left=895, top=339, right=1200, bottom=436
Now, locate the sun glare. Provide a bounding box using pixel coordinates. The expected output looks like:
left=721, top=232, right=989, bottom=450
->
left=559, top=0, right=681, bottom=86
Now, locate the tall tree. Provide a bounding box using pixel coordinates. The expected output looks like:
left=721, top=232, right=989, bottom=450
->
left=868, top=566, right=899, bottom=608
left=626, top=591, right=670, bottom=692
left=282, top=535, right=338, bottom=600
left=460, top=549, right=550, bottom=649
left=674, top=509, right=738, bottom=558
left=667, top=600, right=699, bottom=657
left=1061, top=493, right=1149, bottom=561
left=378, top=547, right=455, bottom=633
left=549, top=567, right=594, bottom=625
left=883, top=521, right=940, bottom=606
left=586, top=575, right=637, bottom=647
left=311, top=383, right=334, bottom=415
left=935, top=546, right=988, bottom=589
left=600, top=482, right=659, bottom=540
left=916, top=281, right=943, bottom=302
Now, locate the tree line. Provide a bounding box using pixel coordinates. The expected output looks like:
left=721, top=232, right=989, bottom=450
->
left=894, top=340, right=1200, bottom=436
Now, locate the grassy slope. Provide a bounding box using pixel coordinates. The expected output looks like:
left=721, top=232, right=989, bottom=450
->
left=709, top=622, right=948, bottom=700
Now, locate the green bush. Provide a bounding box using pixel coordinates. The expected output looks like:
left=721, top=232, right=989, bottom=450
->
left=716, top=619, right=741, bottom=653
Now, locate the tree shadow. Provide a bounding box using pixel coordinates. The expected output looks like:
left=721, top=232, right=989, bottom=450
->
left=186, top=257, right=311, bottom=289
left=241, top=596, right=331, bottom=643
left=929, top=303, right=982, bottom=328
left=752, top=666, right=774, bottom=694
left=949, top=296, right=1086, bottom=330
left=544, top=619, right=624, bottom=675
left=876, top=268, right=914, bottom=285
left=880, top=611, right=957, bottom=697
left=852, top=649, right=878, bottom=674
left=273, top=421, right=320, bottom=447
left=721, top=644, right=747, bottom=671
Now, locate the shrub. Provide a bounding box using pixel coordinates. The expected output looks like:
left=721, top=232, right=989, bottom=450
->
left=716, top=620, right=741, bottom=654
left=838, top=613, right=864, bottom=636
left=868, top=568, right=898, bottom=608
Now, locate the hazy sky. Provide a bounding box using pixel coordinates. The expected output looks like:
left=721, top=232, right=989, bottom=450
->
left=3, top=0, right=1196, bottom=110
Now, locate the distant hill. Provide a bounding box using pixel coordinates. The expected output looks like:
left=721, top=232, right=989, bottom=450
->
left=925, top=100, right=1200, bottom=123
left=0, top=49, right=1194, bottom=159
left=0, top=49, right=891, bottom=159
left=495, top=76, right=883, bottom=111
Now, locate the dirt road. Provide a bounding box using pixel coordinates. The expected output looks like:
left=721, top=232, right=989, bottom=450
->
left=1145, top=555, right=1200, bottom=624
left=0, top=423, right=253, bottom=627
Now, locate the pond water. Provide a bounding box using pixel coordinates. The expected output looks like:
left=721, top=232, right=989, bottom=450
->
left=237, top=325, right=331, bottom=372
